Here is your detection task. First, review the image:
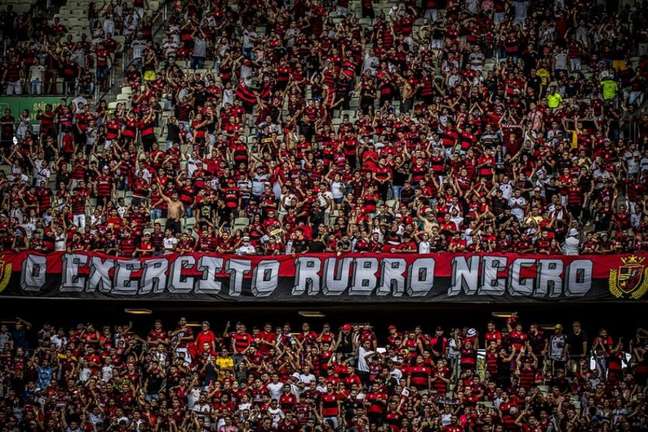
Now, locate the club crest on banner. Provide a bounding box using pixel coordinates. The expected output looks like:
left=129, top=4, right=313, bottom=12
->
left=609, top=256, right=648, bottom=300
left=0, top=257, right=12, bottom=294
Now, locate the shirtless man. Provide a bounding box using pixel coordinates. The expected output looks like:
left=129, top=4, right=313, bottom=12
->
left=396, top=73, right=416, bottom=113
left=416, top=205, right=439, bottom=234
left=157, top=184, right=184, bottom=233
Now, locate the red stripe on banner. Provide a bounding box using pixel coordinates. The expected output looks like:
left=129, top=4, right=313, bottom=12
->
left=1, top=250, right=646, bottom=279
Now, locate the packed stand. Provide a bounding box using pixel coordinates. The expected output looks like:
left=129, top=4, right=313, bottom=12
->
left=0, top=314, right=647, bottom=431
left=0, top=0, right=153, bottom=97
left=1, top=0, right=648, bottom=255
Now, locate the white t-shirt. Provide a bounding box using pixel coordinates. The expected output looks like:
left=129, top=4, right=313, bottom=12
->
left=389, top=367, right=403, bottom=381
left=499, top=182, right=513, bottom=200
left=450, top=215, right=464, bottom=230
left=549, top=335, right=567, bottom=361
left=79, top=367, right=92, bottom=382
left=72, top=96, right=88, bottom=112
left=554, top=50, right=568, bottom=70
left=192, top=403, right=212, bottom=425
left=330, top=181, right=345, bottom=200
left=299, top=373, right=316, bottom=385
left=267, top=382, right=284, bottom=400
left=187, top=388, right=201, bottom=409
left=54, top=234, right=66, bottom=251
left=243, top=30, right=257, bottom=49
left=357, top=346, right=374, bottom=373
left=192, top=38, right=207, bottom=58
left=163, top=236, right=178, bottom=252
left=317, top=191, right=332, bottom=209
left=236, top=244, right=256, bottom=255
left=101, top=365, right=114, bottom=382
left=639, top=156, right=648, bottom=172
left=362, top=54, right=378, bottom=74
left=268, top=407, right=284, bottom=427
left=509, top=196, right=527, bottom=220
left=238, top=402, right=252, bottom=412
left=50, top=334, right=66, bottom=349
left=34, top=165, right=51, bottom=187
left=563, top=237, right=580, bottom=255
left=222, top=88, right=234, bottom=106
left=29, top=65, right=45, bottom=81
left=131, top=40, right=147, bottom=60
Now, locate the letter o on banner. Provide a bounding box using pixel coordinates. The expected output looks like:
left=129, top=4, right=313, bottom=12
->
left=21, top=254, right=47, bottom=292
left=407, top=258, right=435, bottom=296
left=565, top=260, right=592, bottom=296
left=252, top=260, right=279, bottom=297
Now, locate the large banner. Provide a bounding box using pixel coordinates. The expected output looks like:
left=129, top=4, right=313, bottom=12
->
left=0, top=97, right=66, bottom=124
left=0, top=251, right=647, bottom=302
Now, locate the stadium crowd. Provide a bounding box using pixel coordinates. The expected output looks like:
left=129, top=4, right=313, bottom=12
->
left=0, top=314, right=647, bottom=431
left=1, top=0, right=648, bottom=256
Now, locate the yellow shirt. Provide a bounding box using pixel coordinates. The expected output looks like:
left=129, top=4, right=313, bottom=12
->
left=215, top=356, right=234, bottom=370
left=547, top=92, right=562, bottom=109
left=571, top=130, right=578, bottom=149
left=601, top=79, right=618, bottom=100
left=536, top=68, right=550, bottom=86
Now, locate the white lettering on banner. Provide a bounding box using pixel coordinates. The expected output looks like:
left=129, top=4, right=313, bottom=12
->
left=169, top=256, right=196, bottom=293
left=509, top=258, right=536, bottom=296
left=21, top=254, right=46, bottom=292
left=252, top=260, right=279, bottom=296
left=140, top=258, right=168, bottom=294
left=61, top=253, right=88, bottom=292
left=226, top=259, right=251, bottom=296
left=322, top=257, right=352, bottom=295
left=445, top=256, right=593, bottom=298
left=87, top=256, right=115, bottom=292
left=196, top=256, right=223, bottom=294
left=292, top=257, right=322, bottom=295
left=407, top=258, right=435, bottom=296
left=22, top=253, right=597, bottom=299
left=448, top=256, right=480, bottom=296
left=535, top=259, right=564, bottom=297
left=479, top=256, right=507, bottom=295
left=376, top=258, right=407, bottom=296
left=112, top=260, right=141, bottom=295
left=565, top=260, right=592, bottom=296
left=349, top=257, right=379, bottom=295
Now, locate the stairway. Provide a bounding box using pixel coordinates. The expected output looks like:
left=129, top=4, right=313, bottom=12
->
left=56, top=0, right=95, bottom=40
left=3, top=0, right=39, bottom=14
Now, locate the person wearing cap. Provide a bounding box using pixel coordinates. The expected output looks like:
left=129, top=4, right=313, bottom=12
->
left=562, top=227, right=580, bottom=255
left=236, top=236, right=256, bottom=255
left=336, top=324, right=355, bottom=359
